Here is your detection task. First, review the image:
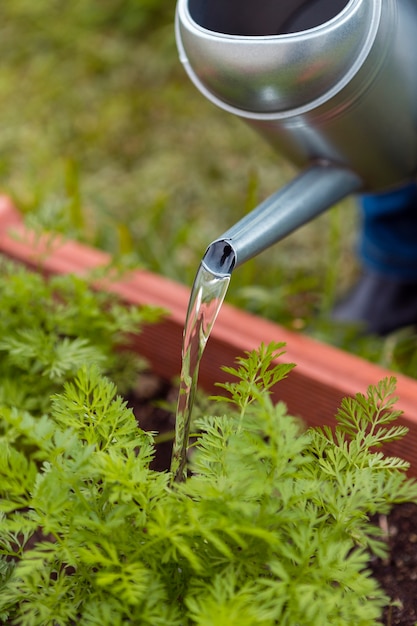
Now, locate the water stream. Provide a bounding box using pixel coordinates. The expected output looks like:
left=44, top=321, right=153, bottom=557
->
left=170, top=261, right=231, bottom=482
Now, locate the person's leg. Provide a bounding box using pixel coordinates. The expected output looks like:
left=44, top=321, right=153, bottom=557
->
left=360, top=182, right=417, bottom=280
left=333, top=182, right=417, bottom=335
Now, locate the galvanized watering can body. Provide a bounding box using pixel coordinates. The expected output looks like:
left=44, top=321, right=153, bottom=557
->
left=176, top=0, right=417, bottom=272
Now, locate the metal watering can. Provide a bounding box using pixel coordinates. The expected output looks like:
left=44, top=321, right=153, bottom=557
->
left=176, top=0, right=417, bottom=275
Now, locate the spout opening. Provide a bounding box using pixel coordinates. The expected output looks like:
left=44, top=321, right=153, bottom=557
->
left=187, top=0, right=351, bottom=36
left=202, top=240, right=236, bottom=277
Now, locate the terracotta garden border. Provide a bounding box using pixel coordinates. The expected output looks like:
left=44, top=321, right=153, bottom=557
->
left=0, top=195, right=416, bottom=475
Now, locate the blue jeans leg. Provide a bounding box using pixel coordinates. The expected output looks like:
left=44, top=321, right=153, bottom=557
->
left=359, top=182, right=417, bottom=281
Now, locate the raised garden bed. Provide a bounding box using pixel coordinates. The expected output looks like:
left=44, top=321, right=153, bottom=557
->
left=0, top=195, right=417, bottom=625
left=1, top=195, right=416, bottom=475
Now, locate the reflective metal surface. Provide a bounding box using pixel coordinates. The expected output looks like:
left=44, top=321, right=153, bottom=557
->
left=177, top=0, right=373, bottom=115
left=176, top=0, right=417, bottom=190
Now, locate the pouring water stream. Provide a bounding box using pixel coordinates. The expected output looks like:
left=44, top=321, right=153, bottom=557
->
left=171, top=255, right=233, bottom=483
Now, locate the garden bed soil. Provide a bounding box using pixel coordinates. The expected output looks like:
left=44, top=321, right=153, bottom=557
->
left=371, top=504, right=417, bottom=626
left=130, top=372, right=417, bottom=626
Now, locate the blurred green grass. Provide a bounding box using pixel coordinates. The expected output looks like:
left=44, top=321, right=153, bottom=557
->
left=0, top=0, right=416, bottom=377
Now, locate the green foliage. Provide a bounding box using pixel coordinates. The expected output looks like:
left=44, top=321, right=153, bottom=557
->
left=0, top=256, right=161, bottom=414
left=214, top=342, right=295, bottom=414
left=1, top=343, right=416, bottom=624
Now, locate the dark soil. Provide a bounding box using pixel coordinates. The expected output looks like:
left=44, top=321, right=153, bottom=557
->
left=370, top=504, right=417, bottom=626
left=127, top=373, right=417, bottom=626
left=125, top=371, right=177, bottom=472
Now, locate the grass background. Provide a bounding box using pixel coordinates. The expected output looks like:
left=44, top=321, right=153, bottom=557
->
left=0, top=0, right=415, bottom=376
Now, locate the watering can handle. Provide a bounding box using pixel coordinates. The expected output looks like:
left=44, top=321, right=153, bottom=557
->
left=202, top=162, right=363, bottom=276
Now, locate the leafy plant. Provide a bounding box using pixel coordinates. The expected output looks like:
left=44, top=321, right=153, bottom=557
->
left=1, top=342, right=415, bottom=625
left=0, top=255, right=162, bottom=414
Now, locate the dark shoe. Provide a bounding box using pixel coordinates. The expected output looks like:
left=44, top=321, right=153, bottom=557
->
left=332, top=271, right=417, bottom=336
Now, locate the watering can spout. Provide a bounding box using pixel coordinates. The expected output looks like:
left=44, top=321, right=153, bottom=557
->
left=202, top=163, right=362, bottom=276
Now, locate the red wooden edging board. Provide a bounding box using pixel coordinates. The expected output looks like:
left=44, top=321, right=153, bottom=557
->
left=0, top=196, right=416, bottom=474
